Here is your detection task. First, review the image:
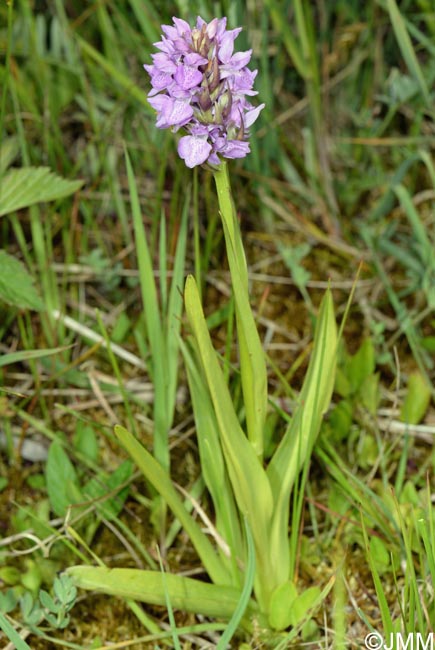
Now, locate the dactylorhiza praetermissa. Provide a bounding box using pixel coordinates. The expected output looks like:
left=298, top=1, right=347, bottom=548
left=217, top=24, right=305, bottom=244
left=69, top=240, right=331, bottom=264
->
left=144, top=16, right=265, bottom=168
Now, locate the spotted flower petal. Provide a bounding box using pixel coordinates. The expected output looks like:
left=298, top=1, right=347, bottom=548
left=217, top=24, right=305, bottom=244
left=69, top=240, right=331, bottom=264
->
left=145, top=16, right=264, bottom=167
left=178, top=136, right=213, bottom=167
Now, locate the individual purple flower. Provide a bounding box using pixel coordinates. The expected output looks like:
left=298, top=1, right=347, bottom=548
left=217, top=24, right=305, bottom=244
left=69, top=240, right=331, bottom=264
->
left=145, top=16, right=264, bottom=167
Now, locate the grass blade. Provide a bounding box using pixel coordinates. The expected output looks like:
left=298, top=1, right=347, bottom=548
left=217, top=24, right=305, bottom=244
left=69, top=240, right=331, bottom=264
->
left=384, top=0, right=431, bottom=107
left=216, top=518, right=256, bottom=650
left=0, top=613, right=32, bottom=650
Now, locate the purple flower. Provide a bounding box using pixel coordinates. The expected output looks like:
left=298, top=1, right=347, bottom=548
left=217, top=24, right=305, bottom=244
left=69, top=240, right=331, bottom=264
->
left=178, top=135, right=212, bottom=168
left=145, top=16, right=264, bottom=167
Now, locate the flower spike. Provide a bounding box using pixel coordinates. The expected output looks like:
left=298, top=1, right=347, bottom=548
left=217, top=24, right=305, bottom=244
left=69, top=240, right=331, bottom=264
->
left=145, top=16, right=264, bottom=168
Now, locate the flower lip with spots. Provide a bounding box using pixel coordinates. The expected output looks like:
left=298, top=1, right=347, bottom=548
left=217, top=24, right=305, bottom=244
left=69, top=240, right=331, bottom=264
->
left=145, top=16, right=264, bottom=167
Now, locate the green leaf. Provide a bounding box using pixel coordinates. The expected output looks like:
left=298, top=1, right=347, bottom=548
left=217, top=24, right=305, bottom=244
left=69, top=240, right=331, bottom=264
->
left=400, top=371, right=431, bottom=424
left=369, top=537, right=391, bottom=575
left=73, top=423, right=99, bottom=463
left=0, top=167, right=83, bottom=217
left=181, top=338, right=244, bottom=574
left=0, top=567, right=21, bottom=586
left=66, top=566, right=260, bottom=621
left=288, top=586, right=321, bottom=627
left=45, top=440, right=81, bottom=517
left=0, top=251, right=44, bottom=310
left=82, top=460, right=133, bottom=521
left=0, top=611, right=33, bottom=650
left=0, top=589, right=18, bottom=614
left=0, top=345, right=65, bottom=369
left=53, top=574, right=77, bottom=608
left=278, top=242, right=312, bottom=290
left=114, top=424, right=229, bottom=587
left=347, top=337, right=375, bottom=394
left=362, top=519, right=394, bottom=636
left=39, top=590, right=57, bottom=613
left=385, top=0, right=431, bottom=108
left=269, top=581, right=298, bottom=630
left=184, top=275, right=275, bottom=609
left=267, top=290, right=337, bottom=583
left=216, top=519, right=256, bottom=649
left=0, top=136, right=19, bottom=174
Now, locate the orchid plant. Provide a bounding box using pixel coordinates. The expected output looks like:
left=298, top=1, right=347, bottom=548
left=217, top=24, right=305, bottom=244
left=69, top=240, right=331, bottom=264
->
left=67, top=16, right=338, bottom=639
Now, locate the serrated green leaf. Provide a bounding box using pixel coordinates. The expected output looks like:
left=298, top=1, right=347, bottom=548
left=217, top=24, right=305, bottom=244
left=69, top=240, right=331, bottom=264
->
left=0, top=251, right=44, bottom=310
left=0, top=167, right=83, bottom=217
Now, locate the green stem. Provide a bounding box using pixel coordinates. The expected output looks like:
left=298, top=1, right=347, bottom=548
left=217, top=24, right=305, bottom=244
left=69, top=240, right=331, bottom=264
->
left=212, top=161, right=267, bottom=461
left=193, top=166, right=202, bottom=300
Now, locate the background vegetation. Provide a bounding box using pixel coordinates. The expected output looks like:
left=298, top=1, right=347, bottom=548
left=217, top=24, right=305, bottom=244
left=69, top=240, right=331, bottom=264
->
left=1, top=0, right=434, bottom=647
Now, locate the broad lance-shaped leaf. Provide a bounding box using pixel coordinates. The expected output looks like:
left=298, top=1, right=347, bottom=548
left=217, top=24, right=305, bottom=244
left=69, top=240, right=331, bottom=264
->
left=66, top=566, right=262, bottom=624
left=114, top=424, right=230, bottom=587
left=0, top=251, right=44, bottom=311
left=184, top=275, right=274, bottom=610
left=0, top=167, right=83, bottom=217
left=267, top=289, right=337, bottom=584
left=182, top=338, right=244, bottom=582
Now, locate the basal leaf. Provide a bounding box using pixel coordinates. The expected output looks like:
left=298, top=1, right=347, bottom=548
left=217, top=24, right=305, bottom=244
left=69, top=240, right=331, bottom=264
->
left=184, top=275, right=275, bottom=609
left=267, top=290, right=337, bottom=583
left=114, top=424, right=229, bottom=586
left=66, top=566, right=260, bottom=622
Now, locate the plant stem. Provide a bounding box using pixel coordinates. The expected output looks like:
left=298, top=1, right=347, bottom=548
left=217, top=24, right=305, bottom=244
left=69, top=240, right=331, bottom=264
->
left=212, top=161, right=267, bottom=461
